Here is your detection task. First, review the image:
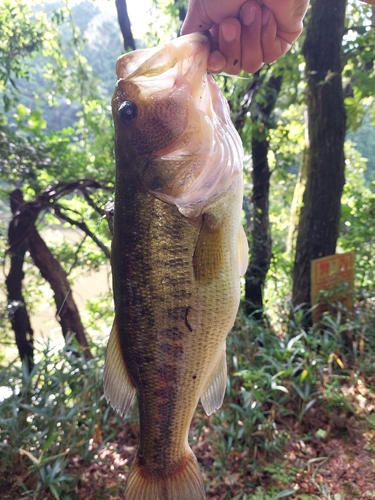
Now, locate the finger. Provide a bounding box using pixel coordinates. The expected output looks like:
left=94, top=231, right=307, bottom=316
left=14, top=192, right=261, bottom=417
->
left=218, top=18, right=242, bottom=75
left=180, top=1, right=213, bottom=35
left=261, top=0, right=309, bottom=34
left=260, top=8, right=287, bottom=64
left=207, top=25, right=227, bottom=73
left=239, top=1, right=263, bottom=73
left=209, top=24, right=220, bottom=48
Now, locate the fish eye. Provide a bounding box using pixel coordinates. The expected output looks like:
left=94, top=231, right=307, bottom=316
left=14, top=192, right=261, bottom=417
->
left=118, top=101, right=138, bottom=123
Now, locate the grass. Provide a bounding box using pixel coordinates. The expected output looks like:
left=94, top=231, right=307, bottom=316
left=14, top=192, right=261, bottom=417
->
left=0, top=339, right=127, bottom=499
left=0, top=297, right=375, bottom=499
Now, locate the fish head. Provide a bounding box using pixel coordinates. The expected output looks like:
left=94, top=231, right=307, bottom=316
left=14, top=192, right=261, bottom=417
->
left=112, top=33, right=243, bottom=209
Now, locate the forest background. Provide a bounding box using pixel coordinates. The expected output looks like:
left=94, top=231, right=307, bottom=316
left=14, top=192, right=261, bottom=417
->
left=0, top=0, right=375, bottom=498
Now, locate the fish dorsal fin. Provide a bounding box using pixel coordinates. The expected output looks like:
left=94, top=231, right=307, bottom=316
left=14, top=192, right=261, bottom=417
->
left=193, top=214, right=224, bottom=284
left=200, top=346, right=227, bottom=416
left=238, top=225, right=249, bottom=276
left=103, top=320, right=136, bottom=417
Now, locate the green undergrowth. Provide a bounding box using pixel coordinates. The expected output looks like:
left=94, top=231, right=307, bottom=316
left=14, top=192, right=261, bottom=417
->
left=1, top=298, right=375, bottom=499
left=0, top=340, right=131, bottom=500
left=198, top=297, right=375, bottom=499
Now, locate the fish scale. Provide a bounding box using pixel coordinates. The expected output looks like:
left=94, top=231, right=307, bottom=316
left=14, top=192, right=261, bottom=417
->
left=104, top=32, right=248, bottom=499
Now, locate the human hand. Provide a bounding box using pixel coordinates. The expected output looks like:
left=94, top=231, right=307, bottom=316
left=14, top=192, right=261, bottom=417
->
left=181, top=0, right=310, bottom=74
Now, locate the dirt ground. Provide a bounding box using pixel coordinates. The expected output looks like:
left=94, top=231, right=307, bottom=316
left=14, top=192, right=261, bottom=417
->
left=76, top=413, right=375, bottom=499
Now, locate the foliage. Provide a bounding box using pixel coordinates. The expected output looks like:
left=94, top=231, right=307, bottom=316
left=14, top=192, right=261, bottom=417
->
left=343, top=1, right=375, bottom=131
left=0, top=0, right=116, bottom=182
left=347, top=105, right=375, bottom=182
left=0, top=0, right=375, bottom=498
left=1, top=0, right=373, bottom=338
left=0, top=0, right=116, bottom=351
left=146, top=0, right=187, bottom=46
left=0, top=0, right=51, bottom=110
left=1, top=300, right=375, bottom=498
left=193, top=298, right=375, bottom=498
left=0, top=339, right=128, bottom=499
left=339, top=142, right=375, bottom=290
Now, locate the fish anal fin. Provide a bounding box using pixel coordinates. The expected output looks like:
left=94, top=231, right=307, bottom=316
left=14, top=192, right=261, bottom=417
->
left=200, top=347, right=227, bottom=416
left=238, top=225, right=249, bottom=276
left=103, top=320, right=136, bottom=417
left=124, top=449, right=205, bottom=500
left=193, top=214, right=224, bottom=284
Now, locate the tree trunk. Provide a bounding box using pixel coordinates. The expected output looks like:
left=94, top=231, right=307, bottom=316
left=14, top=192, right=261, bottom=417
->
left=5, top=190, right=37, bottom=373
left=115, top=0, right=136, bottom=51
left=174, top=0, right=186, bottom=23
left=287, top=144, right=309, bottom=256
left=28, top=229, right=92, bottom=358
left=244, top=75, right=282, bottom=319
left=292, top=0, right=347, bottom=306
left=6, top=189, right=92, bottom=363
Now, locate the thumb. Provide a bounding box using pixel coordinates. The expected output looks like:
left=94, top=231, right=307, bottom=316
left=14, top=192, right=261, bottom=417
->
left=180, top=2, right=214, bottom=35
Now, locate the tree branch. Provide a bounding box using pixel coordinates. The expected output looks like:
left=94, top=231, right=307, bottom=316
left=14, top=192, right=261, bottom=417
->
left=53, top=204, right=111, bottom=259
left=5, top=190, right=39, bottom=373
left=115, top=0, right=136, bottom=51
left=28, top=228, right=92, bottom=358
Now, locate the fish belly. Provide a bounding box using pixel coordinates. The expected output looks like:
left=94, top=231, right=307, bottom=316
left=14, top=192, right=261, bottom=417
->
left=111, top=174, right=243, bottom=499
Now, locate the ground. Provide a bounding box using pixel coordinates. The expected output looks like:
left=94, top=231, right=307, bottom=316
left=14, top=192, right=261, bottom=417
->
left=75, top=409, right=375, bottom=500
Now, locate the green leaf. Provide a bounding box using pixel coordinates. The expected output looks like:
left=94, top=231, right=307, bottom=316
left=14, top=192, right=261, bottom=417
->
left=43, top=432, right=60, bottom=452
left=299, top=369, right=309, bottom=382
left=16, top=103, right=29, bottom=121
left=28, top=110, right=46, bottom=131
left=49, top=483, right=60, bottom=500
left=315, top=428, right=328, bottom=439
left=273, top=490, right=296, bottom=498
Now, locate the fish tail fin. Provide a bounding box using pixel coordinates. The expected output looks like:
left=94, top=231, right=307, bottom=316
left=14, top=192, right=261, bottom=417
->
left=124, top=449, right=205, bottom=500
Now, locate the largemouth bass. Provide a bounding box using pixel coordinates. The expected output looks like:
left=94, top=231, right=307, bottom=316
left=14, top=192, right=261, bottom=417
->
left=104, top=32, right=248, bottom=500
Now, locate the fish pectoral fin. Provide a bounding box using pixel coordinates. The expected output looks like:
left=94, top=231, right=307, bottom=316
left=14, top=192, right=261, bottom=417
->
left=200, top=346, right=227, bottom=416
left=103, top=320, right=136, bottom=417
left=238, top=225, right=249, bottom=276
left=193, top=213, right=224, bottom=284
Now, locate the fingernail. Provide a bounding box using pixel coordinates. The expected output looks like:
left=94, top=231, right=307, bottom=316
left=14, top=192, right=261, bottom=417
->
left=241, top=4, right=257, bottom=26
left=221, top=23, right=237, bottom=43
left=262, top=9, right=271, bottom=26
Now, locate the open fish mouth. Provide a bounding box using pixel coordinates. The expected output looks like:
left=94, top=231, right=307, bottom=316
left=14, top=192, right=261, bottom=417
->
left=115, top=32, right=211, bottom=99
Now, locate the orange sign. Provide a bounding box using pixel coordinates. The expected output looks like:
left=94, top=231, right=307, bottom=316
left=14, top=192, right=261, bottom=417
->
left=311, top=251, right=355, bottom=323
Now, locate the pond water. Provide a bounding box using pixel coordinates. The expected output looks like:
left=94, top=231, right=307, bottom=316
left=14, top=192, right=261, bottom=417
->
left=1, top=220, right=113, bottom=359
